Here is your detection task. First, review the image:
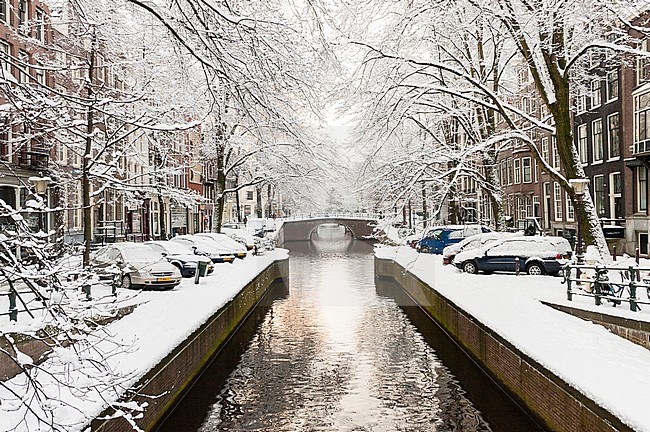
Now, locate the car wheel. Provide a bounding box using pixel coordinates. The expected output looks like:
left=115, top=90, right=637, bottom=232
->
left=463, top=261, right=478, bottom=274
left=121, top=274, right=132, bottom=289
left=527, top=263, right=545, bottom=276
left=420, top=246, right=430, bottom=254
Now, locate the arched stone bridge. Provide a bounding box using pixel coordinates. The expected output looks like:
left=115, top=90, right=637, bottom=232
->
left=277, top=217, right=378, bottom=243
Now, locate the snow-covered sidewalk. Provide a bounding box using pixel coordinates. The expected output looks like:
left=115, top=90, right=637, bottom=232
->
left=0, top=249, right=289, bottom=432
left=376, top=245, right=650, bottom=432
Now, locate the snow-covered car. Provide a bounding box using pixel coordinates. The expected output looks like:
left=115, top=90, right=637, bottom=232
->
left=404, top=233, right=423, bottom=248
left=442, top=232, right=519, bottom=265
left=453, top=236, right=572, bottom=276
left=246, top=218, right=276, bottom=235
left=170, top=235, right=235, bottom=264
left=90, top=243, right=182, bottom=290
left=219, top=227, right=256, bottom=250
left=195, top=233, right=248, bottom=259
left=144, top=240, right=214, bottom=278
left=417, top=225, right=491, bottom=254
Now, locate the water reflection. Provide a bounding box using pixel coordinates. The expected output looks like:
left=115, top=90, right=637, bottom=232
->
left=157, top=225, right=543, bottom=432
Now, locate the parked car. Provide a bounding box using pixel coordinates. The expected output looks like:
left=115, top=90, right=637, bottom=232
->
left=453, top=236, right=572, bottom=276
left=417, top=225, right=491, bottom=254
left=90, top=243, right=182, bottom=290
left=170, top=235, right=235, bottom=264
left=195, top=233, right=248, bottom=259
left=220, top=227, right=256, bottom=250
left=144, top=240, right=214, bottom=278
left=404, top=232, right=422, bottom=248
left=246, top=218, right=276, bottom=235
left=442, top=232, right=519, bottom=265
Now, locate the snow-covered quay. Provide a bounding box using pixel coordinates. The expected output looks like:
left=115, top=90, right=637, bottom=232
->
left=0, top=249, right=289, bottom=432
left=375, top=246, right=650, bottom=432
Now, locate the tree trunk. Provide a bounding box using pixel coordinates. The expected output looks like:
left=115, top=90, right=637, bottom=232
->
left=256, top=186, right=263, bottom=218
left=421, top=183, right=427, bottom=228
left=267, top=183, right=273, bottom=217
left=214, top=151, right=226, bottom=233
left=235, top=175, right=241, bottom=222
left=82, top=30, right=96, bottom=267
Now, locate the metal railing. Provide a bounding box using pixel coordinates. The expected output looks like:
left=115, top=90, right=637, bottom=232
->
left=0, top=287, right=46, bottom=321
left=2, top=271, right=120, bottom=322
left=562, top=264, right=650, bottom=312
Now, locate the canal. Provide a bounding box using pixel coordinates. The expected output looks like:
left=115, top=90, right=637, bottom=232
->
left=157, top=225, right=544, bottom=432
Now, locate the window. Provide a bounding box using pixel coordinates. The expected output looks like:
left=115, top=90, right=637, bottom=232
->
left=606, top=71, right=619, bottom=102
left=36, top=67, right=44, bottom=85
left=522, top=157, right=532, bottom=183
left=507, top=158, right=513, bottom=184
left=17, top=50, right=28, bottom=84
left=591, top=79, right=601, bottom=108
left=640, top=233, right=650, bottom=255
left=592, top=119, right=603, bottom=162
left=533, top=195, right=540, bottom=218
left=551, top=137, right=560, bottom=169
left=541, top=137, right=549, bottom=163
left=637, top=39, right=650, bottom=86
left=593, top=175, right=605, bottom=217
left=608, top=113, right=620, bottom=159
left=576, top=93, right=586, bottom=114
left=517, top=68, right=529, bottom=86
left=0, top=40, right=9, bottom=76
left=0, top=121, right=11, bottom=162
left=18, top=0, right=27, bottom=33
left=514, top=158, right=521, bottom=184
left=566, top=193, right=575, bottom=221
left=610, top=172, right=622, bottom=220
left=639, top=167, right=648, bottom=212
left=554, top=182, right=562, bottom=221
left=500, top=160, right=506, bottom=186
left=634, top=92, right=650, bottom=153
left=246, top=190, right=254, bottom=201
left=577, top=124, right=588, bottom=163
left=35, top=9, right=45, bottom=43
left=0, top=0, right=6, bottom=23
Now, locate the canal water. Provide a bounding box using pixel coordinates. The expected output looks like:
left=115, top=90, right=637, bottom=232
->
left=157, top=225, right=544, bottom=432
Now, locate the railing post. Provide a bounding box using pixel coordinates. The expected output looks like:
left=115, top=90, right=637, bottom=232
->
left=8, top=288, right=17, bottom=322
left=566, top=265, right=573, bottom=301
left=629, top=266, right=638, bottom=312
left=515, top=257, right=520, bottom=276
left=594, top=267, right=602, bottom=306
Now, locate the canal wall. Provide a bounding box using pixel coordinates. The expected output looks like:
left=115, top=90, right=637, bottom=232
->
left=93, top=257, right=289, bottom=432
left=375, top=256, right=633, bottom=432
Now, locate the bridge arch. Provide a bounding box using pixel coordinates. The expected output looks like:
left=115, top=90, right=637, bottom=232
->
left=306, top=221, right=358, bottom=240
left=277, top=217, right=377, bottom=243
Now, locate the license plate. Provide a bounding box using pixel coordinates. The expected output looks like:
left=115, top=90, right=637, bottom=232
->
left=157, top=277, right=172, bottom=282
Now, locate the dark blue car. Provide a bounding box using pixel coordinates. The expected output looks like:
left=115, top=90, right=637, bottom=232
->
left=417, top=225, right=491, bottom=254
left=453, top=236, right=572, bottom=276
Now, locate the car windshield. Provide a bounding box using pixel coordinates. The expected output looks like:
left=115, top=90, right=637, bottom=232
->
left=159, top=241, right=193, bottom=255
left=121, top=247, right=164, bottom=263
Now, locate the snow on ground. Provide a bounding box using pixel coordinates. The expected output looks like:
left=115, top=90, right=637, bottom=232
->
left=0, top=249, right=288, bottom=432
left=375, top=245, right=650, bottom=432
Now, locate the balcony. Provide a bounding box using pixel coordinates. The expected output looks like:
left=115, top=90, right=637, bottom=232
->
left=634, top=139, right=650, bottom=155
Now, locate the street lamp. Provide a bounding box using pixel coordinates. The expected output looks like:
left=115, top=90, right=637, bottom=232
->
left=569, top=178, right=590, bottom=267
left=28, top=174, right=51, bottom=233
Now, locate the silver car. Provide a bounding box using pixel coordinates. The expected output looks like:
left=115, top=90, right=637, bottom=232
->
left=91, top=243, right=182, bottom=290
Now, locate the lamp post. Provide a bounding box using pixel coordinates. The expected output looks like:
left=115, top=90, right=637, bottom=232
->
left=29, top=174, right=51, bottom=233
left=569, top=178, right=590, bottom=267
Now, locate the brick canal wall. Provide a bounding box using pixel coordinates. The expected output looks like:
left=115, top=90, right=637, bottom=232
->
left=93, top=258, right=289, bottom=432
left=375, top=257, right=633, bottom=432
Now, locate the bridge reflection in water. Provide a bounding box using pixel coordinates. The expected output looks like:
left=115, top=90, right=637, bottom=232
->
left=157, top=225, right=543, bottom=432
